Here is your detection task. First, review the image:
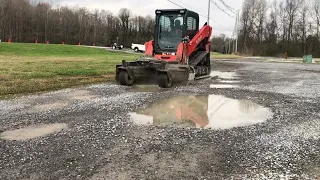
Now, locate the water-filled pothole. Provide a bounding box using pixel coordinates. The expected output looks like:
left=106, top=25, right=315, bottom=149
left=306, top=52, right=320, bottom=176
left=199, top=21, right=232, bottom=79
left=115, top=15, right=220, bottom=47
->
left=129, top=95, right=273, bottom=129
left=0, top=123, right=68, bottom=141
left=218, top=80, right=241, bottom=84
left=210, top=84, right=239, bottom=89
left=210, top=71, right=239, bottom=79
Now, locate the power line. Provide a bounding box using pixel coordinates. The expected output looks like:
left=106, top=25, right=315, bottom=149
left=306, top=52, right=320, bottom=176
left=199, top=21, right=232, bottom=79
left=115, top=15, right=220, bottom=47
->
left=166, top=0, right=232, bottom=32
left=174, top=0, right=226, bottom=30
left=217, top=0, right=236, bottom=14
left=174, top=0, right=199, bottom=12
left=201, top=14, right=231, bottom=32
left=167, top=0, right=184, bottom=9
left=210, top=0, right=235, bottom=18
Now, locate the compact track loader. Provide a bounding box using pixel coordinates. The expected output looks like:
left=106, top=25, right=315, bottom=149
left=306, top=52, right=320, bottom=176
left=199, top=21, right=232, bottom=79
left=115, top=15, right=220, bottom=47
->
left=116, top=9, right=212, bottom=88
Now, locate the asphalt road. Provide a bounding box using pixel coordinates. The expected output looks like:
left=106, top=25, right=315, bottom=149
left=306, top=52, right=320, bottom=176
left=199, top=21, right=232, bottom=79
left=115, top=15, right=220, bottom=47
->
left=0, top=59, right=319, bottom=180
left=83, top=45, right=142, bottom=55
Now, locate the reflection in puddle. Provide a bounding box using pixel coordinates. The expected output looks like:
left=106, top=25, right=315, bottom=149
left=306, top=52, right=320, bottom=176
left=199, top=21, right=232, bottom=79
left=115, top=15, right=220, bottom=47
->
left=128, top=85, right=164, bottom=92
left=129, top=95, right=273, bottom=129
left=210, top=71, right=239, bottom=79
left=0, top=123, right=68, bottom=141
left=210, top=84, right=239, bottom=89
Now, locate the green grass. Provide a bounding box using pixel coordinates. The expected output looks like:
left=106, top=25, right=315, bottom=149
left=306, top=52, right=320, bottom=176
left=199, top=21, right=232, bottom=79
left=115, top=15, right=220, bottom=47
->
left=210, top=52, right=241, bottom=59
left=0, top=43, right=242, bottom=98
left=0, top=43, right=139, bottom=98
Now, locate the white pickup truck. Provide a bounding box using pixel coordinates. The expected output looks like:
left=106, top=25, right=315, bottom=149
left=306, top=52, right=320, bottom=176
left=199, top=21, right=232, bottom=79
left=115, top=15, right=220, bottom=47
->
left=131, top=43, right=145, bottom=53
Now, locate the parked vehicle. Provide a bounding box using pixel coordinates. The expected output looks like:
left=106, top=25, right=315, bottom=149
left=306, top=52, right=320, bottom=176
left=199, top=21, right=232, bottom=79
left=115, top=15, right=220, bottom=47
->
left=131, top=43, right=145, bottom=52
left=112, top=43, right=123, bottom=50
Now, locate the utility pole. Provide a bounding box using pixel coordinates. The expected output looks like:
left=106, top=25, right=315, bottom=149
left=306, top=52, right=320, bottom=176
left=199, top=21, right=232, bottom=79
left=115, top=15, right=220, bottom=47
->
left=207, top=0, right=211, bottom=25
left=235, top=9, right=239, bottom=54
left=228, top=38, right=231, bottom=54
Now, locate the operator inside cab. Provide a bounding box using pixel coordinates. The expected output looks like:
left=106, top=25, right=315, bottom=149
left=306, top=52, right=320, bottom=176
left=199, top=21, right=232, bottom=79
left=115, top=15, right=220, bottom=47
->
left=158, top=14, right=185, bottom=49
left=173, top=19, right=182, bottom=36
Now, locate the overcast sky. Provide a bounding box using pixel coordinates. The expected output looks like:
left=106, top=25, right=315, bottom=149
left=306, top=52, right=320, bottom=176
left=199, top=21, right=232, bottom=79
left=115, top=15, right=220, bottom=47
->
left=59, top=0, right=245, bottom=37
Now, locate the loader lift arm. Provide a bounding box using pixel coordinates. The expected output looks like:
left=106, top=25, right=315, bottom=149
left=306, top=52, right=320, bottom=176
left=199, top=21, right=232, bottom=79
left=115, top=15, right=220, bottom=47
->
left=177, top=24, right=212, bottom=59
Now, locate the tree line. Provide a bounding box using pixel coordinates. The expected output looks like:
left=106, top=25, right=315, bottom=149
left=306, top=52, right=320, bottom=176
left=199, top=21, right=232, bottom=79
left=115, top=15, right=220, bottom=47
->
left=0, top=0, right=155, bottom=47
left=238, top=0, right=320, bottom=57
left=2, top=0, right=319, bottom=57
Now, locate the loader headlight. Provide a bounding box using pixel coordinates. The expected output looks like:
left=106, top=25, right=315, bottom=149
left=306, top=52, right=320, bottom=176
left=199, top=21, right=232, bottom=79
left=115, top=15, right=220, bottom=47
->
left=156, top=10, right=161, bottom=14
left=179, top=10, right=185, bottom=14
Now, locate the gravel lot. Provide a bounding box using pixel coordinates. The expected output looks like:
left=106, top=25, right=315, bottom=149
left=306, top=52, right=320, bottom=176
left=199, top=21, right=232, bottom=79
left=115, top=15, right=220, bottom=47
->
left=0, top=59, right=319, bottom=180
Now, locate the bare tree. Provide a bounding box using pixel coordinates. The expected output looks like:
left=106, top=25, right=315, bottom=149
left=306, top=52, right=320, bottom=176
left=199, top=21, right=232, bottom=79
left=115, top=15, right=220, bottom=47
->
left=118, top=8, right=132, bottom=46
left=283, top=0, right=302, bottom=44
left=298, top=0, right=309, bottom=54
left=240, top=0, right=253, bottom=52
left=254, top=0, right=267, bottom=44
left=237, top=0, right=320, bottom=57
left=266, top=0, right=278, bottom=44
left=314, top=0, right=320, bottom=38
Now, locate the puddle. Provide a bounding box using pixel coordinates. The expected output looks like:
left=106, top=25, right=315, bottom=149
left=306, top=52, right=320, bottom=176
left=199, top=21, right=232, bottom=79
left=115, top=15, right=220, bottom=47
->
left=210, top=84, right=239, bottom=89
left=129, top=95, right=273, bottom=129
left=0, top=123, right=68, bottom=141
left=210, top=71, right=239, bottom=79
left=218, top=80, right=241, bottom=84
left=128, top=85, right=164, bottom=92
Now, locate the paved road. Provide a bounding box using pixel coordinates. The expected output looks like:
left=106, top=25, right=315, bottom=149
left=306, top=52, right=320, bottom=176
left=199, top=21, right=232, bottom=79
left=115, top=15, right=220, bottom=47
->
left=0, top=59, right=319, bottom=179
left=83, top=45, right=142, bottom=55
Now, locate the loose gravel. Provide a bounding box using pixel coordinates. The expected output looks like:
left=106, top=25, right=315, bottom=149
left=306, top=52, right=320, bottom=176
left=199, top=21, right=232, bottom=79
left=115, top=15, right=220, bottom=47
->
left=0, top=59, right=319, bottom=180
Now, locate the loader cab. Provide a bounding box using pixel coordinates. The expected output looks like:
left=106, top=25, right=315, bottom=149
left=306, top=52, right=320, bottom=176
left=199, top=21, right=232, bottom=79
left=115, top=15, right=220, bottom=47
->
left=154, top=9, right=199, bottom=53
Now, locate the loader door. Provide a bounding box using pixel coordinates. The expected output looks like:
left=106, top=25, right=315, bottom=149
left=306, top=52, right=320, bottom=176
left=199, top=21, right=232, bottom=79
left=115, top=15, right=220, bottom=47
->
left=154, top=9, right=189, bottom=53
left=185, top=11, right=199, bottom=40
left=157, top=13, right=185, bottom=51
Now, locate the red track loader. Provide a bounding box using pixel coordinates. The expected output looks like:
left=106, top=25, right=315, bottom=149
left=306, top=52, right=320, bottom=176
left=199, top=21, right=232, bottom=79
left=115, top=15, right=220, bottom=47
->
left=116, top=9, right=212, bottom=88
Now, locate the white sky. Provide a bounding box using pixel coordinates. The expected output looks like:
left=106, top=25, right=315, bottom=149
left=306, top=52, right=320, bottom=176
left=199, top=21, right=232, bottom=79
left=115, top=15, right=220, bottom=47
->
left=57, top=0, right=246, bottom=37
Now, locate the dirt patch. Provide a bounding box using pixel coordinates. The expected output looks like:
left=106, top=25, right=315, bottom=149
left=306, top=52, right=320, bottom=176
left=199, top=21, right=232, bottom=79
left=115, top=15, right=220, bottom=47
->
left=90, top=142, right=216, bottom=180
left=66, top=90, right=97, bottom=100
left=127, top=85, right=166, bottom=93
left=33, top=102, right=68, bottom=111
left=0, top=123, right=68, bottom=141
left=212, top=61, right=244, bottom=71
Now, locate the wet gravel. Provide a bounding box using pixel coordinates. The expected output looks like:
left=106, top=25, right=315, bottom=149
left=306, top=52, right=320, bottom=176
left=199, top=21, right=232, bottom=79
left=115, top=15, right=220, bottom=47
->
left=0, top=59, right=319, bottom=180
